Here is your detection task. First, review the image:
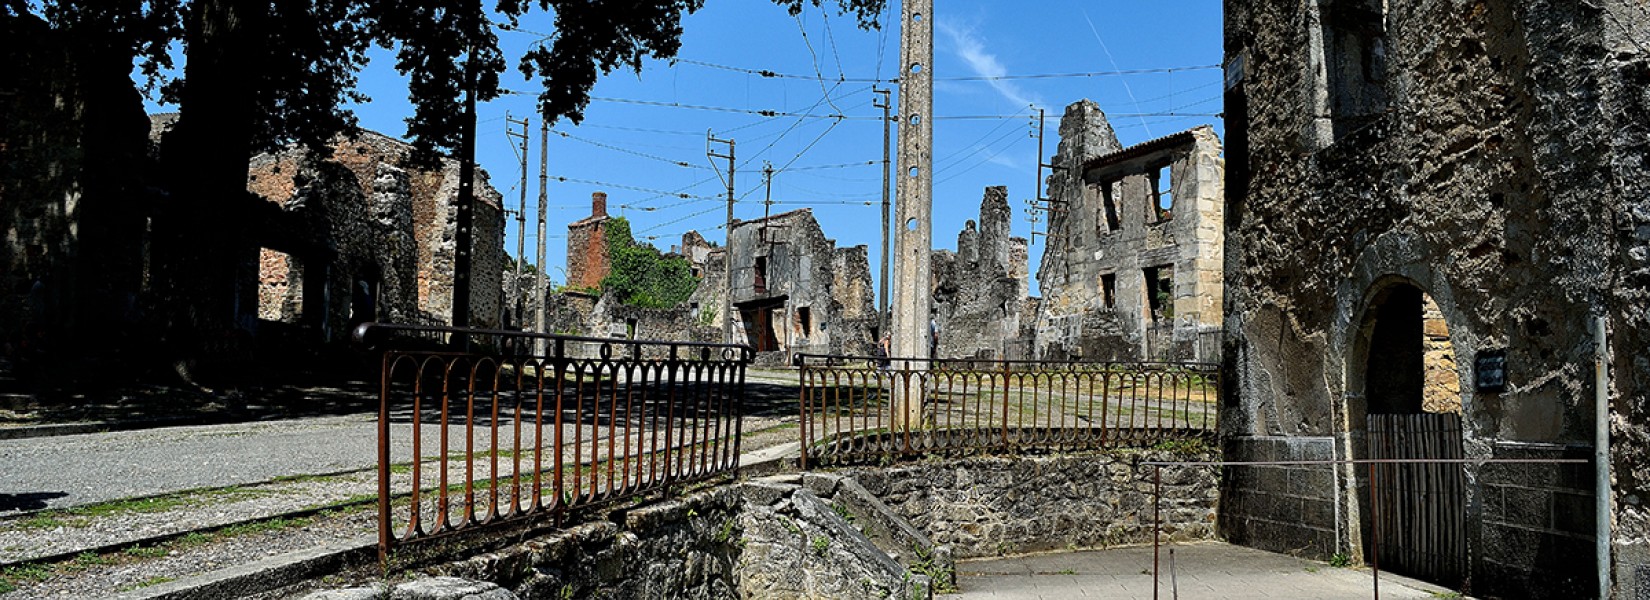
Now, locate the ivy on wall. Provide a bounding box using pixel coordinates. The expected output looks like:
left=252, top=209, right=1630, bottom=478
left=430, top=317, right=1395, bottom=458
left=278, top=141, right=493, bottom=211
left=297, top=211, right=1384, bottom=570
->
left=600, top=217, right=700, bottom=308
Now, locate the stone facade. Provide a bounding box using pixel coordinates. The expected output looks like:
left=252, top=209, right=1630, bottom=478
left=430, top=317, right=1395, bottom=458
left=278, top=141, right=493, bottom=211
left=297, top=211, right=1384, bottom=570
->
left=565, top=192, right=611, bottom=292
left=238, top=125, right=507, bottom=341
left=840, top=452, right=1219, bottom=559
left=930, top=187, right=1035, bottom=360
left=686, top=209, right=877, bottom=361
left=1221, top=0, right=1648, bottom=597
left=1035, top=100, right=1225, bottom=363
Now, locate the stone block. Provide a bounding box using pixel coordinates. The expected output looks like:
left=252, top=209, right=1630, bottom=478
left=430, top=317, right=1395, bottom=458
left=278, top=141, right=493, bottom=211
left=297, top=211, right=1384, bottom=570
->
left=389, top=577, right=517, bottom=600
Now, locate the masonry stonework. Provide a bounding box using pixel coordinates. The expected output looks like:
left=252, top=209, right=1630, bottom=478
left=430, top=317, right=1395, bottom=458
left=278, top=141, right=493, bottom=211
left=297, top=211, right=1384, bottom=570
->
left=930, top=186, right=1034, bottom=360
left=1035, top=100, right=1224, bottom=363
left=1223, top=1, right=1648, bottom=597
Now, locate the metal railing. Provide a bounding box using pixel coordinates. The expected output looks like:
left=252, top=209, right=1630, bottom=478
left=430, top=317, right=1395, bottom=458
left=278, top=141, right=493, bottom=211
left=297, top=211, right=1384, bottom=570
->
left=357, top=323, right=753, bottom=557
left=796, top=354, right=1219, bottom=467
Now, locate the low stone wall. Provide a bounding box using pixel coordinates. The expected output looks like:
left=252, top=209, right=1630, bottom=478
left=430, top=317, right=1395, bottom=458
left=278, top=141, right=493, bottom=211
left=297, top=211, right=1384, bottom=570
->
left=839, top=451, right=1220, bottom=559
left=323, top=449, right=1218, bottom=598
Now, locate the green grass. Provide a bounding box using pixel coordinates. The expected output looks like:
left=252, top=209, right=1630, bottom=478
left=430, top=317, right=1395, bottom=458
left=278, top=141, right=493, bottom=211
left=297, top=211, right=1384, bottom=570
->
left=123, top=546, right=169, bottom=559
left=16, top=514, right=73, bottom=530
left=217, top=516, right=312, bottom=537
left=116, top=575, right=175, bottom=592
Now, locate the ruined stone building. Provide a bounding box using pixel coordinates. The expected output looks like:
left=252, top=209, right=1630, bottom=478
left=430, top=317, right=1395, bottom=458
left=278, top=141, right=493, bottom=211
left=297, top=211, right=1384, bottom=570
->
left=930, top=186, right=1036, bottom=360
left=1034, top=100, right=1225, bottom=363
left=232, top=122, right=507, bottom=348
left=685, top=209, right=876, bottom=362
left=565, top=191, right=613, bottom=292
left=1220, top=1, right=1649, bottom=597
left=236, top=124, right=507, bottom=345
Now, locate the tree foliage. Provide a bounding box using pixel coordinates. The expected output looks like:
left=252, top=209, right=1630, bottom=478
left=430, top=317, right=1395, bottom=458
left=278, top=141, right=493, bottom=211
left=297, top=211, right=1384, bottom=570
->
left=6, top=0, right=886, bottom=160
left=599, top=217, right=699, bottom=309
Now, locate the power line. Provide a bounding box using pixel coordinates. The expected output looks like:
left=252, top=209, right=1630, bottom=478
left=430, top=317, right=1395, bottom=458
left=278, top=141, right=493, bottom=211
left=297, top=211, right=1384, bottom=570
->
left=553, top=130, right=713, bottom=170
left=546, top=175, right=721, bottom=201
left=671, top=58, right=1220, bottom=84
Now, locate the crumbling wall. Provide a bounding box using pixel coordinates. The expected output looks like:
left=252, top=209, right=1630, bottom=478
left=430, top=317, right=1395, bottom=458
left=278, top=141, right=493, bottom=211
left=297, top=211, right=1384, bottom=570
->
left=686, top=209, right=875, bottom=359
left=1222, top=0, right=1642, bottom=596
left=243, top=129, right=503, bottom=338
left=1033, top=100, right=1223, bottom=363
left=931, top=186, right=1032, bottom=360
left=565, top=192, right=611, bottom=292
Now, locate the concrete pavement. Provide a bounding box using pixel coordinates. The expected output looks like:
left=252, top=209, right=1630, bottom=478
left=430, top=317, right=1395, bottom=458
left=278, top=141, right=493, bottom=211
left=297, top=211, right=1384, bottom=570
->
left=957, top=542, right=1459, bottom=599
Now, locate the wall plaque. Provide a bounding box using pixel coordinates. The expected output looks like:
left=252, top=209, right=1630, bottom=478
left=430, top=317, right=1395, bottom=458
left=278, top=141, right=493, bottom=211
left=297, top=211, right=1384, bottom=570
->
left=1475, top=349, right=1508, bottom=393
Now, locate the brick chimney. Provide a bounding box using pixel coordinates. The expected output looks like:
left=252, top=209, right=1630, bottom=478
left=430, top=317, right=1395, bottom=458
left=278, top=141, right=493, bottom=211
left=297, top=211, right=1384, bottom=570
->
left=592, top=192, right=608, bottom=218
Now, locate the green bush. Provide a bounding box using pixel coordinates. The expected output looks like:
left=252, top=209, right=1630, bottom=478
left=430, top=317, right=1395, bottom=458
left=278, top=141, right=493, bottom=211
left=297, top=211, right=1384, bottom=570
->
left=599, top=217, right=700, bottom=308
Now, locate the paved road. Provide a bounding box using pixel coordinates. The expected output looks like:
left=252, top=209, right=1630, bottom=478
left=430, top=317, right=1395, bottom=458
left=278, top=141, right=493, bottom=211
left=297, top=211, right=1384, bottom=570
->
left=957, top=542, right=1459, bottom=599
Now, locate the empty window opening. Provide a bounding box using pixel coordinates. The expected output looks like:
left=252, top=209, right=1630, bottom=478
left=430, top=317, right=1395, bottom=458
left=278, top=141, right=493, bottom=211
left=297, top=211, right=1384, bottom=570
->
left=1149, top=166, right=1174, bottom=223
left=753, top=256, right=769, bottom=294
left=1100, top=181, right=1122, bottom=232
left=1323, top=0, right=1389, bottom=138
left=1143, top=265, right=1174, bottom=322
left=1101, top=273, right=1117, bottom=309
left=798, top=306, right=813, bottom=336
left=258, top=248, right=303, bottom=324
left=350, top=276, right=378, bottom=328
left=625, top=317, right=638, bottom=339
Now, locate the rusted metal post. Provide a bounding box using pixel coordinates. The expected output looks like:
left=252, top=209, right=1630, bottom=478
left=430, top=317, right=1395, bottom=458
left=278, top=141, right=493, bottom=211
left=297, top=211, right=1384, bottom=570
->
left=1154, top=463, right=1162, bottom=600
left=377, top=352, right=392, bottom=560
left=798, top=357, right=810, bottom=469
left=1370, top=460, right=1380, bottom=600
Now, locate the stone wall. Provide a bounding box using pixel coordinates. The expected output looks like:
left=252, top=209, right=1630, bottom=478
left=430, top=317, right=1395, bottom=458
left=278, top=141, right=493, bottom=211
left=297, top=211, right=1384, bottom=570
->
left=1034, top=100, right=1224, bottom=363
left=840, top=452, right=1220, bottom=559
left=1218, top=437, right=1339, bottom=559
left=242, top=129, right=506, bottom=339
left=431, top=481, right=927, bottom=600
left=1221, top=0, right=1645, bottom=596
left=931, top=187, right=1034, bottom=360
left=687, top=209, right=876, bottom=360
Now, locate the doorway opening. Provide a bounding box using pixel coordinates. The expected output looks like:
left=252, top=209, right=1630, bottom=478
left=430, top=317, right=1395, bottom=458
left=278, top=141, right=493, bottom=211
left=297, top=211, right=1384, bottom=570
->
left=1353, top=280, right=1465, bottom=589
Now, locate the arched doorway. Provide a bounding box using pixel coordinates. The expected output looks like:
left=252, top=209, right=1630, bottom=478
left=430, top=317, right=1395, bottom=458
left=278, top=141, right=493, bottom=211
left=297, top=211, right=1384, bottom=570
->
left=1354, top=280, right=1465, bottom=589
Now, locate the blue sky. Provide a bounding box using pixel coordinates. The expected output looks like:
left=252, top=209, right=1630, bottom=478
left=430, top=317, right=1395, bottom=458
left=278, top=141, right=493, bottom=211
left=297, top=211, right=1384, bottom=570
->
left=144, top=0, right=1223, bottom=297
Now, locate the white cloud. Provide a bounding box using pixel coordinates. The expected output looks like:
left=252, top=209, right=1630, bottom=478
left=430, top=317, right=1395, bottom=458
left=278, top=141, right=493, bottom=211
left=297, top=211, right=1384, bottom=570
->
left=935, top=20, right=1044, bottom=111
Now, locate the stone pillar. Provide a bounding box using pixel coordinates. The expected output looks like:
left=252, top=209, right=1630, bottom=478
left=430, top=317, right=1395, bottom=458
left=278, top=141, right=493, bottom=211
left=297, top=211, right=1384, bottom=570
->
left=892, top=0, right=933, bottom=429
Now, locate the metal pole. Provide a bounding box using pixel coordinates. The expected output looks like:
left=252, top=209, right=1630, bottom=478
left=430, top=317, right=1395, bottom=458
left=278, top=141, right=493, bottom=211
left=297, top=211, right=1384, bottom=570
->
left=1154, top=464, right=1162, bottom=600
left=1596, top=315, right=1612, bottom=599
left=535, top=118, right=549, bottom=353
left=874, top=87, right=892, bottom=336
left=1370, top=461, right=1380, bottom=600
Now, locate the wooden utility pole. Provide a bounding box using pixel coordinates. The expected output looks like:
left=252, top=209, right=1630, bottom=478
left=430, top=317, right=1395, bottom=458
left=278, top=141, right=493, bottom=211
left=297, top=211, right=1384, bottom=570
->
left=535, top=118, right=549, bottom=352
left=707, top=133, right=736, bottom=344
left=506, top=114, right=530, bottom=332
left=873, top=87, right=892, bottom=336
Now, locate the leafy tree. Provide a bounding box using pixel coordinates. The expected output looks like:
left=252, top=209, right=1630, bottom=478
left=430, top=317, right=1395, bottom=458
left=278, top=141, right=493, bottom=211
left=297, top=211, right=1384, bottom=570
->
left=3, top=0, right=882, bottom=370
left=600, top=218, right=699, bottom=309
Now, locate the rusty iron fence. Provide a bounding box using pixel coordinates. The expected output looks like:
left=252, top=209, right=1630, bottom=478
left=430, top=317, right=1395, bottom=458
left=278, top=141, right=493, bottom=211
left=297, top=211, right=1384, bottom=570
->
left=795, top=354, right=1219, bottom=467
left=356, top=323, right=753, bottom=557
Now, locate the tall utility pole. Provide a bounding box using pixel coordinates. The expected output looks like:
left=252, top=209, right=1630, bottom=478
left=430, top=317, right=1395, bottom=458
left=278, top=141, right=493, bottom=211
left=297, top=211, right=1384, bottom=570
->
left=505, top=113, right=530, bottom=333
left=452, top=30, right=479, bottom=335
left=1029, top=108, right=1068, bottom=248
left=534, top=118, right=549, bottom=353
left=707, top=133, right=736, bottom=344
left=873, top=87, right=892, bottom=337
left=892, top=0, right=934, bottom=427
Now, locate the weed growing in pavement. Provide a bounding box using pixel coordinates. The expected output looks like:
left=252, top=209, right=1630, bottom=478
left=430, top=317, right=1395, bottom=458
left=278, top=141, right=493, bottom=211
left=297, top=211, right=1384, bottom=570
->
left=909, top=544, right=956, bottom=593
left=1328, top=552, right=1353, bottom=568
left=116, top=575, right=175, bottom=592
left=123, top=546, right=168, bottom=559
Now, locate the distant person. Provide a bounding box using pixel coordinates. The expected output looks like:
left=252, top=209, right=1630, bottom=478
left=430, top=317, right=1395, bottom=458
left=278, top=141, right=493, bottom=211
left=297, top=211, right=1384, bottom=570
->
left=875, top=336, right=891, bottom=370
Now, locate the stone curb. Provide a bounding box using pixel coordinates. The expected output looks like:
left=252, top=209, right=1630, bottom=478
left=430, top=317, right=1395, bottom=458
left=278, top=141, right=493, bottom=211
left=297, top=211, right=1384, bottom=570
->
left=108, top=537, right=377, bottom=600
left=0, top=414, right=236, bottom=440
left=70, top=445, right=799, bottom=598
left=0, top=491, right=380, bottom=569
